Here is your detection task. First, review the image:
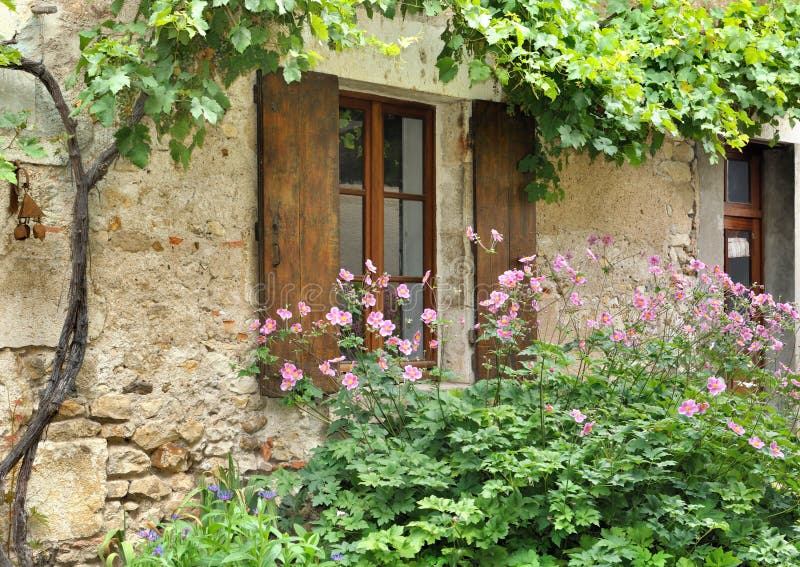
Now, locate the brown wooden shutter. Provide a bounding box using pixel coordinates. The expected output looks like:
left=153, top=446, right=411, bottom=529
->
left=259, top=71, right=340, bottom=395
left=472, top=100, right=537, bottom=380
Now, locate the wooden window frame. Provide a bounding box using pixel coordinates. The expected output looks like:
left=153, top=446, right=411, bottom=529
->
left=724, top=146, right=763, bottom=287
left=338, top=91, right=436, bottom=358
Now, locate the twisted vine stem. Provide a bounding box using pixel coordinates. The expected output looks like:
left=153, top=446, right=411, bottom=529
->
left=0, top=57, right=145, bottom=567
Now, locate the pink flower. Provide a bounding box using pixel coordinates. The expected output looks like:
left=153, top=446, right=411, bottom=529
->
left=697, top=401, right=709, bottom=414
left=678, top=399, right=699, bottom=417
left=277, top=308, right=292, bottom=321
left=545, top=404, right=553, bottom=413
left=587, top=235, right=599, bottom=245
left=727, top=420, right=745, bottom=436
left=552, top=254, right=568, bottom=272
left=386, top=336, right=401, bottom=346
left=497, top=328, right=513, bottom=339
left=279, top=363, right=303, bottom=391
left=490, top=229, right=503, bottom=243
left=611, top=330, right=626, bottom=342
left=466, top=226, right=477, bottom=242
left=648, top=255, right=660, bottom=267
left=600, top=235, right=613, bottom=246
left=365, top=259, right=377, bottom=273
left=402, top=365, right=422, bottom=381
left=290, top=323, right=302, bottom=333
left=422, top=269, right=431, bottom=284
left=569, top=409, right=587, bottom=423
left=397, top=284, right=410, bottom=299
left=579, top=421, right=596, bottom=437
left=769, top=441, right=785, bottom=458
left=587, top=319, right=598, bottom=329
left=249, top=319, right=261, bottom=331
left=499, top=269, right=524, bottom=288
left=297, top=302, right=311, bottom=316
left=749, top=436, right=765, bottom=449
left=586, top=248, right=598, bottom=262
left=366, top=311, right=384, bottom=329
left=599, top=312, right=612, bottom=326
left=689, top=259, right=706, bottom=271
left=429, top=339, right=439, bottom=349
left=342, top=372, right=359, bottom=390
left=338, top=268, right=354, bottom=282
left=519, top=254, right=537, bottom=263
left=325, top=307, right=352, bottom=326
left=421, top=309, right=438, bottom=324
left=377, top=275, right=390, bottom=288
left=379, top=320, right=396, bottom=337
left=378, top=356, right=389, bottom=371
left=319, top=360, right=336, bottom=377
left=260, top=318, right=277, bottom=335
left=569, top=292, right=583, bottom=306
left=398, top=340, right=413, bottom=356
left=362, top=292, right=377, bottom=308
left=707, top=377, right=726, bottom=396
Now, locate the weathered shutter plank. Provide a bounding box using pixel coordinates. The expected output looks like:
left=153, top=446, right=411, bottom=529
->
left=260, top=71, right=340, bottom=394
left=472, top=100, right=537, bottom=380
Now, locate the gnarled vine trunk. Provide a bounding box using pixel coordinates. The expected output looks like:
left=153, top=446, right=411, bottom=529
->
left=0, top=57, right=144, bottom=567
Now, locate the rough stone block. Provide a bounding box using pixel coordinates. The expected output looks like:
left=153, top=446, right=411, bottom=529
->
left=55, top=398, right=87, bottom=420
left=101, top=422, right=136, bottom=441
left=132, top=423, right=179, bottom=451
left=45, top=418, right=102, bottom=441
left=139, top=398, right=163, bottom=418
left=129, top=475, right=172, bottom=500
left=28, top=439, right=108, bottom=541
left=91, top=395, right=133, bottom=421
left=241, top=414, right=267, bottom=434
left=151, top=442, right=191, bottom=472
left=178, top=419, right=204, bottom=444
left=229, top=376, right=259, bottom=395
left=107, top=480, right=129, bottom=499
left=107, top=445, right=151, bottom=476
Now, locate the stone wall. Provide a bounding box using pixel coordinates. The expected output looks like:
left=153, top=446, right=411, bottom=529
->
left=0, top=2, right=702, bottom=565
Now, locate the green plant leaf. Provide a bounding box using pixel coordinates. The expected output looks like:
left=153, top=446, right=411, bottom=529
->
left=18, top=137, right=47, bottom=159
left=230, top=24, right=252, bottom=53
left=115, top=123, right=151, bottom=168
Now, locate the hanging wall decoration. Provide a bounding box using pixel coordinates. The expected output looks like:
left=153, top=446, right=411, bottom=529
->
left=9, top=162, right=46, bottom=241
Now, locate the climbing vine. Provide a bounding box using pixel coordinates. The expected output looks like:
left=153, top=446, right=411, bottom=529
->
left=430, top=0, right=800, bottom=200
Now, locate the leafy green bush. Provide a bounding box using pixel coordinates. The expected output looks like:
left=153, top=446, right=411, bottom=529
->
left=98, top=459, right=338, bottom=566
left=246, top=229, right=800, bottom=565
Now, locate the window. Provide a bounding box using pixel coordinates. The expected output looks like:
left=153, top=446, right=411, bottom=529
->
left=724, top=147, right=762, bottom=287
left=337, top=93, right=435, bottom=358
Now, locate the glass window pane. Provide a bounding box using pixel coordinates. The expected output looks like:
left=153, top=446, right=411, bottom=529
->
left=384, top=199, right=424, bottom=277
left=383, top=283, right=425, bottom=360
left=727, top=160, right=750, bottom=204
left=383, top=114, right=424, bottom=195
left=339, top=194, right=363, bottom=274
left=339, top=108, right=364, bottom=188
left=727, top=230, right=752, bottom=286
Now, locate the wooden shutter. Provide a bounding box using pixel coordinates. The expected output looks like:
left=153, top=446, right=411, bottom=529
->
left=259, top=71, right=340, bottom=395
left=472, top=100, right=537, bottom=380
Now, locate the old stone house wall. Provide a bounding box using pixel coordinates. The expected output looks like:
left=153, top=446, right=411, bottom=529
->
left=0, top=2, right=705, bottom=564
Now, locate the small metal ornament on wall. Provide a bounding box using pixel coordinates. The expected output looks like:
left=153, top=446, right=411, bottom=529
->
left=9, top=161, right=46, bottom=241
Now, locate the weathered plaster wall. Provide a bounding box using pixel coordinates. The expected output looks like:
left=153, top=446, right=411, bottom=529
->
left=537, top=140, right=696, bottom=265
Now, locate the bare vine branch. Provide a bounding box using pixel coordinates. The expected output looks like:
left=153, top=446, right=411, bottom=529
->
left=0, top=57, right=145, bottom=567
